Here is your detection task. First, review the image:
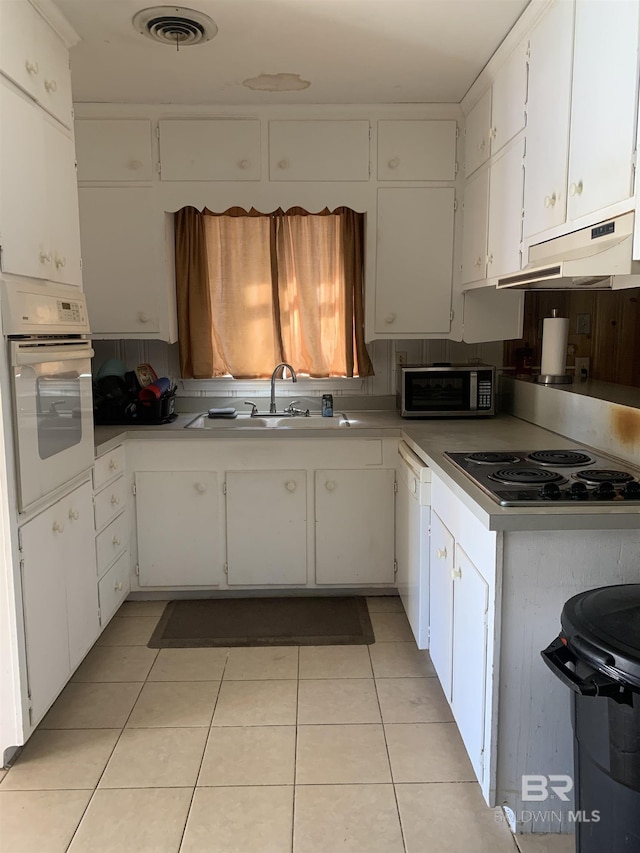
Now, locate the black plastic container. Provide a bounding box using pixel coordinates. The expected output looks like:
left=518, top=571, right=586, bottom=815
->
left=542, top=584, right=640, bottom=852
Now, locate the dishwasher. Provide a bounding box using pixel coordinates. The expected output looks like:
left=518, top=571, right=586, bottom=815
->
left=396, top=441, right=431, bottom=649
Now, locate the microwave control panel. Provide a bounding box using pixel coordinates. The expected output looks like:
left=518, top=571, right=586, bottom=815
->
left=478, top=377, right=493, bottom=410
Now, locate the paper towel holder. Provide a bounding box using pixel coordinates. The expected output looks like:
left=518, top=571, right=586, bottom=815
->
left=534, top=308, right=573, bottom=385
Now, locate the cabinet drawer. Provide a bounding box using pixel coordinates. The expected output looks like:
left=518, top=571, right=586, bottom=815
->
left=94, top=446, right=125, bottom=490
left=98, top=550, right=130, bottom=626
left=94, top=476, right=128, bottom=531
left=96, top=512, right=129, bottom=578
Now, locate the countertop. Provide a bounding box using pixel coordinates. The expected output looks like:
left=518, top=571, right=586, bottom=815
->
left=94, top=412, right=640, bottom=532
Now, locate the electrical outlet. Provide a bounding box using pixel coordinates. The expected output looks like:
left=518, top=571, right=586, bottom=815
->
left=574, top=357, right=590, bottom=381
left=396, top=351, right=407, bottom=366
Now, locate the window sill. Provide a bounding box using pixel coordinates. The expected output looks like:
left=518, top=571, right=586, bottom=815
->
left=180, top=377, right=367, bottom=396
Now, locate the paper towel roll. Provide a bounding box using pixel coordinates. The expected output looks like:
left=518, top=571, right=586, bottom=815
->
left=541, top=316, right=569, bottom=377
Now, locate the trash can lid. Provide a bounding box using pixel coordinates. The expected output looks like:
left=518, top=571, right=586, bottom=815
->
left=561, top=584, right=640, bottom=689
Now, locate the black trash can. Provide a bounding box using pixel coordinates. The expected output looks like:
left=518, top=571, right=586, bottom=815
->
left=541, top=583, right=640, bottom=853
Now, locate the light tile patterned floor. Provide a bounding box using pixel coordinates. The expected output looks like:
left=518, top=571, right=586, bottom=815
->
left=0, top=597, right=570, bottom=852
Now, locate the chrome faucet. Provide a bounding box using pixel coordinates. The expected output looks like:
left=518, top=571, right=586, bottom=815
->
left=270, top=362, right=297, bottom=413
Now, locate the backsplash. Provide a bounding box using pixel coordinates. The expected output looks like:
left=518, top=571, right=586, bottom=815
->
left=91, top=338, right=505, bottom=401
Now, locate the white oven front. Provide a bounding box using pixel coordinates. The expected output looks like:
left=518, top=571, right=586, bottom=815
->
left=11, top=338, right=95, bottom=511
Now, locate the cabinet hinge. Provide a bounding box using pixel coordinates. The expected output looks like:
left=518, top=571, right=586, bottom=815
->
left=393, top=559, right=398, bottom=577
left=224, top=562, right=228, bottom=575
left=453, top=198, right=458, bottom=212
left=454, top=161, right=459, bottom=176
left=368, top=160, right=372, bottom=177
left=455, top=125, right=460, bottom=139
left=525, top=42, right=531, bottom=60
left=28, top=706, right=33, bottom=727
left=450, top=309, right=455, bottom=322
left=132, top=482, right=137, bottom=496
left=98, top=606, right=102, bottom=626
left=17, top=529, right=23, bottom=552
left=223, top=482, right=227, bottom=495
left=135, top=563, right=140, bottom=577
left=156, top=126, right=161, bottom=139
left=156, top=162, right=162, bottom=175
left=393, top=480, right=398, bottom=494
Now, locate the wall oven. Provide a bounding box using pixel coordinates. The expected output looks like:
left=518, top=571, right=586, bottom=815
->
left=2, top=280, right=94, bottom=512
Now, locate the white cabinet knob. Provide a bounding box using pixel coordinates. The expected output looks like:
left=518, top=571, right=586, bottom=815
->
left=489, top=127, right=497, bottom=140
left=569, top=180, right=583, bottom=196
left=544, top=193, right=557, bottom=208
left=195, top=482, right=207, bottom=494
left=25, top=59, right=39, bottom=75
left=388, top=157, right=400, bottom=169
left=486, top=253, right=494, bottom=266
left=109, top=459, right=119, bottom=471
left=137, top=311, right=150, bottom=324
left=285, top=481, right=297, bottom=492
left=110, top=494, right=120, bottom=506
left=112, top=536, right=121, bottom=547
left=39, top=250, right=52, bottom=264
left=384, top=313, right=396, bottom=325
left=128, top=159, right=143, bottom=171
left=52, top=521, right=64, bottom=533
left=452, top=567, right=462, bottom=579
left=114, top=580, right=123, bottom=592
left=478, top=138, right=486, bottom=151
left=277, top=159, right=289, bottom=169
left=473, top=256, right=482, bottom=268
left=44, top=79, right=57, bottom=93
left=436, top=547, right=447, bottom=559
left=68, top=508, right=79, bottom=521
left=54, top=254, right=66, bottom=269
left=325, top=481, right=336, bottom=491
left=238, top=159, right=250, bottom=169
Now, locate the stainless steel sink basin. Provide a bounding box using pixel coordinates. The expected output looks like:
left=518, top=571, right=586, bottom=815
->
left=184, top=412, right=350, bottom=429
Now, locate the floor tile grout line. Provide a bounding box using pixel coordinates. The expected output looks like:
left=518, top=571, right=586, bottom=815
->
left=291, top=645, right=300, bottom=853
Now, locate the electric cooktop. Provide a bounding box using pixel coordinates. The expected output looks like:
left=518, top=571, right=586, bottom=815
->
left=444, top=448, right=640, bottom=507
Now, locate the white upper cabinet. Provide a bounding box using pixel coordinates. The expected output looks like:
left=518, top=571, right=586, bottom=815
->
left=567, top=0, right=640, bottom=222
left=0, top=0, right=73, bottom=128
left=522, top=0, right=575, bottom=239
left=375, top=187, right=454, bottom=336
left=490, top=40, right=528, bottom=156
left=461, top=168, right=490, bottom=285
left=75, top=120, right=153, bottom=182
left=486, top=139, right=525, bottom=280
left=464, top=89, right=492, bottom=177
left=0, top=79, right=81, bottom=286
left=377, top=120, right=457, bottom=181
left=268, top=120, right=370, bottom=181
left=78, top=187, right=172, bottom=338
left=159, top=119, right=261, bottom=181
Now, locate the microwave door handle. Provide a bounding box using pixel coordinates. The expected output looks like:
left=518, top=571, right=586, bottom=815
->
left=469, top=371, right=478, bottom=411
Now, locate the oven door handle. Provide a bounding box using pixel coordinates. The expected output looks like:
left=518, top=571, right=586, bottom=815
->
left=12, top=346, right=94, bottom=366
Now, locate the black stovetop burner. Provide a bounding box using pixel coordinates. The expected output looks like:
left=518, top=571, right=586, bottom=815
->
left=445, top=448, right=640, bottom=507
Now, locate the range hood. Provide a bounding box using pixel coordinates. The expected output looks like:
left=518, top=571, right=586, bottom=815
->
left=496, top=212, right=640, bottom=289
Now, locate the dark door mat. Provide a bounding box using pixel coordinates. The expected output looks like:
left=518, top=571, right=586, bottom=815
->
left=148, top=596, right=375, bottom=648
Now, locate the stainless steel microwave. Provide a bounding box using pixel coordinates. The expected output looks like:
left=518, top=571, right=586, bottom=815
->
left=397, top=364, right=495, bottom=418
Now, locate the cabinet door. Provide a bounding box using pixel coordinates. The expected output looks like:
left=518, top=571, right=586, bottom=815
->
left=567, top=0, right=640, bottom=221
left=226, top=471, right=307, bottom=586
left=396, top=472, right=429, bottom=649
left=159, top=119, right=261, bottom=181
left=269, top=120, right=370, bottom=181
left=63, top=482, right=100, bottom=670
left=428, top=510, right=454, bottom=700
left=44, top=117, right=82, bottom=286
left=136, top=471, right=222, bottom=586
left=486, top=140, right=524, bottom=280
left=523, top=0, right=574, bottom=238
left=78, top=188, right=165, bottom=336
left=315, top=469, right=395, bottom=585
left=377, top=120, right=456, bottom=181
left=375, top=188, right=454, bottom=335
left=461, top=168, right=489, bottom=285
left=0, top=0, right=38, bottom=98
left=490, top=41, right=528, bottom=156
left=33, top=9, right=73, bottom=128
left=75, top=120, right=154, bottom=182
left=464, top=89, right=491, bottom=177
left=461, top=288, right=524, bottom=344
left=0, top=79, right=49, bottom=280
left=20, top=499, right=71, bottom=726
left=451, top=544, right=489, bottom=784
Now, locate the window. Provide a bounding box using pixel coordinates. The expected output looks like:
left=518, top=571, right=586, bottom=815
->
left=175, top=206, right=373, bottom=380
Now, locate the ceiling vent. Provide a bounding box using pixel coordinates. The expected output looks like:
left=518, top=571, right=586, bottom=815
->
left=132, top=7, right=217, bottom=47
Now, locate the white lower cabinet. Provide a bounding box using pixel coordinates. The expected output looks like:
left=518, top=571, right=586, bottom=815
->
left=98, top=551, right=130, bottom=626
left=135, top=471, right=222, bottom=587
left=428, top=510, right=455, bottom=696
left=226, top=471, right=307, bottom=586
left=315, top=469, right=396, bottom=585
left=19, top=481, right=99, bottom=727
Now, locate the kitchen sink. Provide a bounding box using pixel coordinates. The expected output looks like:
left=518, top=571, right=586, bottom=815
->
left=184, top=412, right=351, bottom=429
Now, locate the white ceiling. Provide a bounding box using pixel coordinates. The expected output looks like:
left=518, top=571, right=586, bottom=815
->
left=55, top=0, right=530, bottom=105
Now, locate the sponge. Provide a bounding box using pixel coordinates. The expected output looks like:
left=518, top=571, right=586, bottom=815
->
left=207, top=407, right=238, bottom=418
